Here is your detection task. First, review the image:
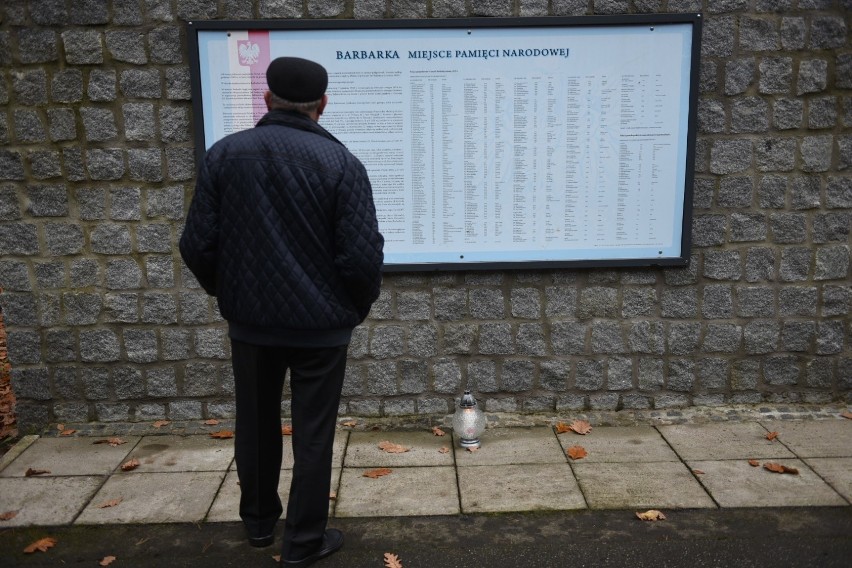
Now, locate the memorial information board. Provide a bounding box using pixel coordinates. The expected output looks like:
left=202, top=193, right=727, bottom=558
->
left=190, top=17, right=700, bottom=270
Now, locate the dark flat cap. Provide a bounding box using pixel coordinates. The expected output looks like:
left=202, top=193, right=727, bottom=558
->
left=266, top=57, right=328, bottom=102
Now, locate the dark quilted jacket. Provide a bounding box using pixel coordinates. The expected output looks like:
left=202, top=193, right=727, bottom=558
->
left=179, top=109, right=384, bottom=347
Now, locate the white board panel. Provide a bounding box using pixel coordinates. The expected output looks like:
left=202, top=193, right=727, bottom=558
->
left=188, top=16, right=701, bottom=271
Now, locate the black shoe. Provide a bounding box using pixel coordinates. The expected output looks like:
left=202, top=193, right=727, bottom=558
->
left=280, top=529, right=344, bottom=567
left=248, top=534, right=275, bottom=548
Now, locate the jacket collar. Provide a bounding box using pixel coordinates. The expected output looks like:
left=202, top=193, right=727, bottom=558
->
left=255, top=109, right=343, bottom=146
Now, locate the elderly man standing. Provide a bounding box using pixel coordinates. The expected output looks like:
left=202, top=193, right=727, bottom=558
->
left=180, top=57, right=384, bottom=567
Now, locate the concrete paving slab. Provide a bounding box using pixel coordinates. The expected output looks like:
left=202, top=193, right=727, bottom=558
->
left=335, top=466, right=459, bottom=517
left=75, top=471, right=225, bottom=524
left=802, top=458, right=852, bottom=504
left=458, top=463, right=587, bottom=513
left=0, top=435, right=39, bottom=474
left=572, top=461, right=716, bottom=509
left=454, top=427, right=566, bottom=466
left=760, top=419, right=852, bottom=458
left=0, top=476, right=102, bottom=526
left=206, top=468, right=341, bottom=522
left=657, top=422, right=795, bottom=461
left=687, top=459, right=847, bottom=508
left=344, top=431, right=453, bottom=468
left=280, top=431, right=348, bottom=469
left=556, top=426, right=680, bottom=463
left=120, top=435, right=233, bottom=473
left=0, top=436, right=140, bottom=477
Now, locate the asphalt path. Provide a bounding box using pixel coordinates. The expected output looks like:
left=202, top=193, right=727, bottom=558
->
left=1, top=508, right=850, bottom=567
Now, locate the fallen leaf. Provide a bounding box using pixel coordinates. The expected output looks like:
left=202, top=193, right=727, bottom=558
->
left=272, top=555, right=281, bottom=562
left=120, top=458, right=140, bottom=472
left=25, top=467, right=50, bottom=477
left=340, top=420, right=358, bottom=428
left=209, top=430, right=234, bottom=439
left=0, top=510, right=19, bottom=521
left=384, top=552, right=404, bottom=568
left=99, top=556, right=116, bottom=566
left=363, top=468, right=392, bottom=478
left=568, top=419, right=592, bottom=435
left=56, top=424, right=64, bottom=432
left=763, top=462, right=799, bottom=475
left=23, top=537, right=57, bottom=553
left=378, top=440, right=410, bottom=454
left=438, top=446, right=450, bottom=454
left=841, top=411, right=852, bottom=420
left=765, top=431, right=779, bottom=441
left=554, top=421, right=572, bottom=434
left=97, top=498, right=123, bottom=509
left=204, top=419, right=220, bottom=426
left=566, top=446, right=588, bottom=460
left=748, top=459, right=760, bottom=467
left=152, top=420, right=170, bottom=428
left=466, top=446, right=479, bottom=453
left=329, top=491, right=337, bottom=500
left=94, top=437, right=126, bottom=447
left=636, top=510, right=666, bottom=521
left=432, top=426, right=446, bottom=437
left=281, top=425, right=293, bottom=436
left=692, top=469, right=705, bottom=475
left=59, top=429, right=76, bottom=436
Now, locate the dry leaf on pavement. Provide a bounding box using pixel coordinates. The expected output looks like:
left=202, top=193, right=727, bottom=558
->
left=384, top=552, right=404, bottom=568
left=23, top=537, right=57, bottom=553
left=96, top=498, right=122, bottom=509
left=209, top=430, right=234, bottom=439
left=152, top=420, right=170, bottom=428
left=568, top=419, right=592, bottom=435
left=748, top=459, right=760, bottom=467
left=378, top=440, right=410, bottom=453
left=363, top=468, right=392, bottom=478
left=281, top=425, right=293, bottom=436
left=0, top=510, right=19, bottom=521
left=59, top=429, right=77, bottom=436
left=841, top=411, right=852, bottom=420
left=763, top=462, right=799, bottom=475
left=329, top=491, right=337, bottom=501
left=432, top=426, right=446, bottom=437
left=25, top=468, right=50, bottom=477
left=466, top=446, right=479, bottom=453
left=204, top=419, right=220, bottom=426
left=340, top=420, right=358, bottom=428
left=692, top=469, right=705, bottom=475
left=99, top=556, right=116, bottom=566
left=94, top=438, right=126, bottom=447
left=554, top=422, right=572, bottom=434
left=566, top=446, right=588, bottom=460
left=120, top=458, right=140, bottom=472
left=438, top=446, right=450, bottom=454
left=636, top=510, right=666, bottom=521
left=765, top=431, right=779, bottom=441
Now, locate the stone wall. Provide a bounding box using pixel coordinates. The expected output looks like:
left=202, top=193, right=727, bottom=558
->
left=0, top=0, right=849, bottom=432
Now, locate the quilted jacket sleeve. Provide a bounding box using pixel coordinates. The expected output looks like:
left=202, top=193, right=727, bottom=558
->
left=334, top=158, right=384, bottom=320
left=179, top=154, right=220, bottom=296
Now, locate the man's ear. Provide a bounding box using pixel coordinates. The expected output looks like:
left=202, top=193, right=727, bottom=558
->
left=317, top=94, right=329, bottom=118
left=264, top=90, right=273, bottom=111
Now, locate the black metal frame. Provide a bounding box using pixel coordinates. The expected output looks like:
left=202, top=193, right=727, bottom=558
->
left=186, top=14, right=702, bottom=272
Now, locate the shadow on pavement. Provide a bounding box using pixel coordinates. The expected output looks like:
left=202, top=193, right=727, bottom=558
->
left=1, top=508, right=850, bottom=567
